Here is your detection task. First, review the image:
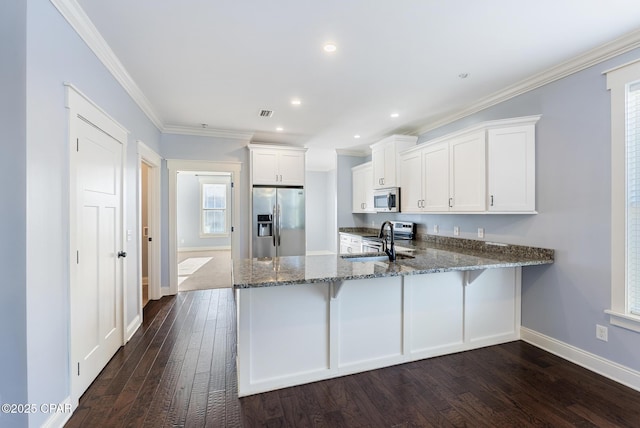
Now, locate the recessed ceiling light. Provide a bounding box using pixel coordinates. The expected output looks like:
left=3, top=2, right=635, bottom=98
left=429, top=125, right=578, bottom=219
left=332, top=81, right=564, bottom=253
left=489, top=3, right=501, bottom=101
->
left=323, top=43, right=337, bottom=53
left=458, top=73, right=470, bottom=79
left=291, top=99, right=301, bottom=106
left=276, top=127, right=283, bottom=132
left=354, top=134, right=361, bottom=139
left=390, top=113, right=399, bottom=118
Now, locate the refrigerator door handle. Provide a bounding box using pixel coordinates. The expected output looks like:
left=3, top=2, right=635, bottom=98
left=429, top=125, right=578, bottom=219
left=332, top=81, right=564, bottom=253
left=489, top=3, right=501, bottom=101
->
left=272, top=205, right=277, bottom=247
left=277, top=204, right=282, bottom=246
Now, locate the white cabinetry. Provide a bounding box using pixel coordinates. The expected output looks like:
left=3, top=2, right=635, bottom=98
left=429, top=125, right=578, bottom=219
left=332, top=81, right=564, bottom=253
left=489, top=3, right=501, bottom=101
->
left=487, top=124, right=536, bottom=212
left=249, top=144, right=306, bottom=186
left=236, top=267, right=521, bottom=396
left=400, top=136, right=485, bottom=213
left=423, top=142, right=450, bottom=212
left=449, top=131, right=486, bottom=212
left=352, top=162, right=374, bottom=213
left=398, top=115, right=539, bottom=214
left=371, top=135, right=417, bottom=190
left=339, top=233, right=362, bottom=254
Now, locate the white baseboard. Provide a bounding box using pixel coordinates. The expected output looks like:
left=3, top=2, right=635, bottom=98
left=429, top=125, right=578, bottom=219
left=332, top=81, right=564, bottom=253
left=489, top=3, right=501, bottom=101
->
left=521, top=326, right=640, bottom=392
left=126, top=314, right=142, bottom=342
left=178, top=246, right=230, bottom=252
left=41, top=395, right=73, bottom=428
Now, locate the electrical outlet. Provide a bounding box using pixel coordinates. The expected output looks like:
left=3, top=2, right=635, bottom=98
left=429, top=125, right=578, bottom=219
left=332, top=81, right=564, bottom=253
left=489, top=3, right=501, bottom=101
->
left=596, top=324, right=608, bottom=342
left=453, top=226, right=460, bottom=236
left=433, top=224, right=439, bottom=234
left=478, top=228, right=485, bottom=238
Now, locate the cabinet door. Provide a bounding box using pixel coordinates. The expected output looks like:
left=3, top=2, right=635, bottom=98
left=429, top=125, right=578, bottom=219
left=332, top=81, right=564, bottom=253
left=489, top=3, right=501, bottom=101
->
left=487, top=125, right=535, bottom=212
left=362, top=165, right=375, bottom=212
left=252, top=150, right=279, bottom=185
left=423, top=142, right=450, bottom=212
left=449, top=132, right=486, bottom=212
left=278, top=151, right=305, bottom=185
left=372, top=146, right=386, bottom=189
left=399, top=150, right=423, bottom=213
left=352, top=167, right=365, bottom=213
left=382, top=144, right=397, bottom=187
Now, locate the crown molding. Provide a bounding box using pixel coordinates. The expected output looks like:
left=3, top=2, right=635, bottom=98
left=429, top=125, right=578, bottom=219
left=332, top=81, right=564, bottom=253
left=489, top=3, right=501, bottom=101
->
left=163, top=124, right=254, bottom=141
left=50, top=0, right=164, bottom=129
left=335, top=148, right=369, bottom=157
left=415, top=28, right=640, bottom=135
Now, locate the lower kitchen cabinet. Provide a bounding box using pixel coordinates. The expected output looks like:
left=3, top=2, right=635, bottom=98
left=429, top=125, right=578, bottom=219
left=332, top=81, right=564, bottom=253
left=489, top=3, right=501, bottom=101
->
left=339, top=233, right=362, bottom=254
left=236, top=267, right=521, bottom=396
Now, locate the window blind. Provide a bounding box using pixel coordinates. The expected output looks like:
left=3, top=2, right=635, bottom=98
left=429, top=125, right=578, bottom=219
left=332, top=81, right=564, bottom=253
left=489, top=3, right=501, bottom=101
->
left=627, top=81, right=640, bottom=315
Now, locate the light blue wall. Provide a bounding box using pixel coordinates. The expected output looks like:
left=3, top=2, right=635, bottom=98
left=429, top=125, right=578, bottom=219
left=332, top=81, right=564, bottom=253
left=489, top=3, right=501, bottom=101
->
left=22, top=0, right=161, bottom=425
left=336, top=154, right=368, bottom=229
left=350, top=48, right=640, bottom=373
left=306, top=170, right=337, bottom=252
left=0, top=2, right=29, bottom=426
left=177, top=173, right=231, bottom=249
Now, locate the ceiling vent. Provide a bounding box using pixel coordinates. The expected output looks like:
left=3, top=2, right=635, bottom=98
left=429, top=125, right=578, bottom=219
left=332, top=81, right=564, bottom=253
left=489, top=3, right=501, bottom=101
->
left=258, top=109, right=274, bottom=118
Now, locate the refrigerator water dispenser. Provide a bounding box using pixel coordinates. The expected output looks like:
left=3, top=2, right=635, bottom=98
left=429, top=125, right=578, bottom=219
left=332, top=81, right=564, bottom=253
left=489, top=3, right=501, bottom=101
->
left=256, top=214, right=273, bottom=237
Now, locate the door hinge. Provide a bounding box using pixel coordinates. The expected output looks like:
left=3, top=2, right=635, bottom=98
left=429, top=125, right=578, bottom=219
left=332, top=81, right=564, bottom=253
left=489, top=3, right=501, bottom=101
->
left=77, top=250, right=79, bottom=264
left=231, top=182, right=234, bottom=188
left=231, top=226, right=234, bottom=232
left=76, top=138, right=79, bottom=152
left=77, top=362, right=80, bottom=376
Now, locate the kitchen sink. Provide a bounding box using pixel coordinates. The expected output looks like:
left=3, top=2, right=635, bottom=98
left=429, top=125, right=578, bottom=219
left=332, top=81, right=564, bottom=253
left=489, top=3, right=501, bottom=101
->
left=341, top=252, right=415, bottom=262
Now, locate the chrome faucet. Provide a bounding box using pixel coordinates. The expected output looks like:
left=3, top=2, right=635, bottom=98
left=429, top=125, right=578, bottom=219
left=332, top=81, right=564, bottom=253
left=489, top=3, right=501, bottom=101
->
left=378, top=221, right=396, bottom=261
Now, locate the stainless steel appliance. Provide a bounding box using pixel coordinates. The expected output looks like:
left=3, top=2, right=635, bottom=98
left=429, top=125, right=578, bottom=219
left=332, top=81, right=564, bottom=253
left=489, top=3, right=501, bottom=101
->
left=362, top=221, right=415, bottom=251
left=373, top=187, right=400, bottom=212
left=252, top=186, right=305, bottom=257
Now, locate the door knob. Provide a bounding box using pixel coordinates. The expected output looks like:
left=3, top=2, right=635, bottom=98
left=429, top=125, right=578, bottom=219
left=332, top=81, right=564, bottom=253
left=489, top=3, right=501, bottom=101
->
left=118, top=251, right=127, bottom=258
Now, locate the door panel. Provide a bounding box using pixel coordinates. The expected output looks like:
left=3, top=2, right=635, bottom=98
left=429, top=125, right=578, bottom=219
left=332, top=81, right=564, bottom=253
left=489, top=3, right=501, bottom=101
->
left=252, top=188, right=277, bottom=258
left=73, top=118, right=123, bottom=397
left=277, top=188, right=305, bottom=257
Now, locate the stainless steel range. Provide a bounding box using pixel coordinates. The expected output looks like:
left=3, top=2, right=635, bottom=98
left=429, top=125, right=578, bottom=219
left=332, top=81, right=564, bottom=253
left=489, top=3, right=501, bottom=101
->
left=361, top=221, right=415, bottom=252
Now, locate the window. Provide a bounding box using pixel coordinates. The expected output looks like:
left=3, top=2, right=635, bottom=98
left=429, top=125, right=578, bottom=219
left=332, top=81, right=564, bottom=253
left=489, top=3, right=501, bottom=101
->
left=200, top=177, right=230, bottom=237
left=606, top=59, right=640, bottom=332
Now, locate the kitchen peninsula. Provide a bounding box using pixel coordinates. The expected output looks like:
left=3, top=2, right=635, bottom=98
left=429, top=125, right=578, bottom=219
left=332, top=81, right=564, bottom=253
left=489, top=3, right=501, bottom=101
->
left=232, top=233, right=553, bottom=397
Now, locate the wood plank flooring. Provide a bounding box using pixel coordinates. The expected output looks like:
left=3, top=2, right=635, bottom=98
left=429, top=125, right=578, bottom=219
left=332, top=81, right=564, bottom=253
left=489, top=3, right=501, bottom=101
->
left=66, top=288, right=640, bottom=427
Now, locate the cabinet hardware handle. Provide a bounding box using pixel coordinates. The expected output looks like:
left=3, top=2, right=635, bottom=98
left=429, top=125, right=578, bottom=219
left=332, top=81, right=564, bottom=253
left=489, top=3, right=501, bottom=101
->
left=449, top=197, right=453, bottom=208
left=491, top=195, right=494, bottom=206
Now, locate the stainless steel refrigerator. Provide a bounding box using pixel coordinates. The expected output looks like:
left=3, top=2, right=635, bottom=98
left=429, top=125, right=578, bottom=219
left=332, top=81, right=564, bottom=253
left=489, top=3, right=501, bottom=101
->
left=252, top=187, right=305, bottom=258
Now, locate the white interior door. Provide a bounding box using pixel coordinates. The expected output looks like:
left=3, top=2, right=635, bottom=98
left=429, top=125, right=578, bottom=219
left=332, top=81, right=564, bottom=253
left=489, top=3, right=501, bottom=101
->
left=72, top=117, right=124, bottom=397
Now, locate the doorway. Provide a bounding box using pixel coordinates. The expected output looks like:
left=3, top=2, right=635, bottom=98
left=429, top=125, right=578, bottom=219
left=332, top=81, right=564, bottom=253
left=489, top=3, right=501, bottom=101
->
left=167, top=160, right=242, bottom=295
left=177, top=171, right=232, bottom=291
left=137, top=141, right=162, bottom=307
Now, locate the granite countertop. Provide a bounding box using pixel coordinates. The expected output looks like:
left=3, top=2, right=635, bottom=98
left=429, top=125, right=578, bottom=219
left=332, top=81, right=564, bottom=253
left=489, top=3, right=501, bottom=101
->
left=233, top=229, right=554, bottom=289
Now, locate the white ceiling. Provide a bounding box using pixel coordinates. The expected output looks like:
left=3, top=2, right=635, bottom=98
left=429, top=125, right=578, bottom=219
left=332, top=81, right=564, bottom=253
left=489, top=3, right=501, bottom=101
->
left=75, top=0, right=640, bottom=169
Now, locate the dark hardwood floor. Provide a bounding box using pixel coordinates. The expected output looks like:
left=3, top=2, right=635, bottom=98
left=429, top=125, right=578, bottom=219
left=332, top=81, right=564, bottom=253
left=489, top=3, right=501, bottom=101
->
left=66, top=288, right=640, bottom=427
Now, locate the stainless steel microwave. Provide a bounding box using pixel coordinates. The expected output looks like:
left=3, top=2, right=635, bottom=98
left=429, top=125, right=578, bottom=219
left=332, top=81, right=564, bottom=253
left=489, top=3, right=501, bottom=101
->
left=373, top=187, right=400, bottom=212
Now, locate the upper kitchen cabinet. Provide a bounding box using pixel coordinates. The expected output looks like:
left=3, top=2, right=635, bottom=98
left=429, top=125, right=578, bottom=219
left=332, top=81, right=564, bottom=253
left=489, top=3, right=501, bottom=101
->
left=398, top=115, right=540, bottom=214
left=487, top=122, right=537, bottom=212
left=371, top=135, right=418, bottom=190
left=449, top=131, right=486, bottom=212
left=352, top=162, right=375, bottom=213
left=249, top=144, right=306, bottom=186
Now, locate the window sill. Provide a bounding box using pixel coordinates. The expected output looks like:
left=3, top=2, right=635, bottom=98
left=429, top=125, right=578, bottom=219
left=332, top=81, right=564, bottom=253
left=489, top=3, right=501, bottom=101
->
left=200, top=233, right=230, bottom=239
left=605, top=310, right=640, bottom=333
